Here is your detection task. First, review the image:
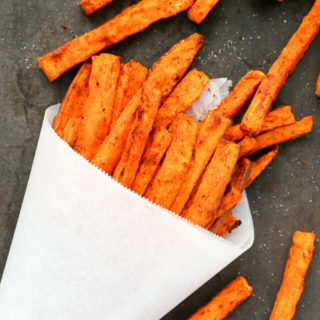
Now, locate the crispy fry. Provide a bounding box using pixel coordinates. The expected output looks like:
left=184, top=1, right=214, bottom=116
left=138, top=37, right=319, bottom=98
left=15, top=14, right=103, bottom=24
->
left=238, top=136, right=258, bottom=158
left=210, top=211, right=240, bottom=236
left=75, top=54, right=120, bottom=160
left=270, top=231, right=315, bottom=320
left=171, top=111, right=231, bottom=215
left=111, top=60, right=148, bottom=128
left=38, top=0, right=194, bottom=81
left=246, top=146, right=279, bottom=188
left=113, top=81, right=162, bottom=188
left=230, top=157, right=252, bottom=193
left=241, top=0, right=320, bottom=134
left=131, top=127, right=172, bottom=195
left=52, top=62, right=91, bottom=146
left=148, top=33, right=204, bottom=101
left=223, top=124, right=246, bottom=142
left=182, top=141, right=240, bottom=227
left=153, top=68, right=209, bottom=128
left=188, top=276, right=253, bottom=320
left=187, top=0, right=220, bottom=24
left=92, top=89, right=142, bottom=173
left=216, top=70, right=266, bottom=118
left=80, top=0, right=113, bottom=16
left=144, top=113, right=198, bottom=209
left=316, top=70, right=320, bottom=97
left=249, top=116, right=313, bottom=155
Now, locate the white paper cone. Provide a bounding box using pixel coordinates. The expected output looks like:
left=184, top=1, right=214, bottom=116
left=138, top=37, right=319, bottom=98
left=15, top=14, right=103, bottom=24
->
left=0, top=105, right=254, bottom=320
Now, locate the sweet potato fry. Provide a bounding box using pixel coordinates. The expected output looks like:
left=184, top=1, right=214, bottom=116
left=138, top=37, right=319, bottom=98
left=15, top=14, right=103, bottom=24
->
left=75, top=54, right=120, bottom=160
left=238, top=136, right=258, bottom=158
left=182, top=141, right=240, bottom=228
left=80, top=0, right=113, bottom=16
left=113, top=81, right=162, bottom=188
left=210, top=211, right=240, bottom=236
left=249, top=116, right=313, bottom=156
left=148, top=33, right=204, bottom=101
left=187, top=0, right=220, bottom=24
left=223, top=124, right=246, bottom=142
left=38, top=0, right=194, bottom=81
left=241, top=0, right=320, bottom=135
left=188, top=276, right=253, bottom=320
left=216, top=70, right=266, bottom=118
left=111, top=60, right=148, bottom=128
left=171, top=111, right=231, bottom=215
left=144, top=113, right=198, bottom=209
left=153, top=68, right=209, bottom=128
left=230, top=157, right=252, bottom=193
left=246, top=146, right=279, bottom=188
left=53, top=63, right=91, bottom=146
left=131, top=127, right=172, bottom=195
left=91, top=89, right=142, bottom=174
left=316, top=70, right=320, bottom=97
left=270, top=231, right=315, bottom=320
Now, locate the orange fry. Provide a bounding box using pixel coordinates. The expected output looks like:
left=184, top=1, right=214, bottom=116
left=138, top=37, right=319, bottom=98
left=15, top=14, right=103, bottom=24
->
left=80, top=0, right=113, bottom=16
left=238, top=136, right=258, bottom=158
left=216, top=70, right=266, bottom=118
left=182, top=141, right=240, bottom=228
left=188, top=276, right=253, bottom=320
left=230, top=157, right=252, bottom=193
left=316, top=70, right=320, bottom=97
left=270, top=231, right=315, bottom=320
left=38, top=0, right=194, bottom=81
left=131, top=127, right=172, bottom=195
left=223, top=124, right=246, bottom=142
left=210, top=211, right=239, bottom=236
left=241, top=0, right=320, bottom=134
left=144, top=113, right=198, bottom=209
left=75, top=54, right=120, bottom=161
left=171, top=111, right=231, bottom=215
left=52, top=62, right=91, bottom=146
left=153, top=68, right=209, bottom=128
left=187, top=0, right=220, bottom=24
left=113, top=81, right=162, bottom=189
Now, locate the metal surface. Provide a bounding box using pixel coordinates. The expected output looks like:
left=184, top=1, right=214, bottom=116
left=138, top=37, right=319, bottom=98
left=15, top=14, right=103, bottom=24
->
left=0, top=0, right=319, bottom=318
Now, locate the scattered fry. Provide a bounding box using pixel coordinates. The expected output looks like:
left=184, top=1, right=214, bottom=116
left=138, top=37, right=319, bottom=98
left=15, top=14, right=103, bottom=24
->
left=187, top=0, right=220, bottom=24
left=270, top=231, right=315, bottom=320
left=316, top=70, right=320, bottom=97
left=238, top=136, right=257, bottom=158
left=80, top=0, right=113, bottom=16
left=210, top=211, right=240, bottom=236
left=188, top=276, right=253, bottom=319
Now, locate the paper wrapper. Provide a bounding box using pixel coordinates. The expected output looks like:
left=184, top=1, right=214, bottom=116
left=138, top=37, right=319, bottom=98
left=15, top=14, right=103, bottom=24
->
left=0, top=105, right=254, bottom=320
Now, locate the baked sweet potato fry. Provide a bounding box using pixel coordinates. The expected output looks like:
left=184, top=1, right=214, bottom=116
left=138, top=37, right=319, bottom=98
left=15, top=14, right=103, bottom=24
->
left=113, top=81, right=162, bottom=188
left=92, top=89, right=142, bottom=173
left=238, top=136, right=258, bottom=158
left=270, top=231, right=315, bottom=320
left=52, top=62, right=91, bottom=146
left=80, top=0, right=113, bottom=16
left=210, top=211, right=240, bottom=236
left=187, top=0, right=220, bottom=24
left=75, top=54, right=120, bottom=160
left=316, top=70, right=320, bottom=97
left=223, top=124, right=246, bottom=142
left=131, top=127, right=172, bottom=195
left=249, top=116, right=313, bottom=156
left=182, top=141, right=240, bottom=228
left=188, top=276, right=253, bottom=319
left=111, top=60, right=148, bottom=128
left=241, top=0, right=320, bottom=135
left=216, top=70, right=265, bottom=118
left=153, top=68, right=209, bottom=128
left=148, top=33, right=204, bottom=101
left=144, top=113, right=198, bottom=209
left=230, top=157, right=252, bottom=193
left=38, top=0, right=194, bottom=81
left=171, top=111, right=231, bottom=215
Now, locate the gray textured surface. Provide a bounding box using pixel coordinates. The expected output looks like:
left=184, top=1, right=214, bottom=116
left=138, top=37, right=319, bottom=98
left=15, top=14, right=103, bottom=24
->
left=0, top=0, right=319, bottom=319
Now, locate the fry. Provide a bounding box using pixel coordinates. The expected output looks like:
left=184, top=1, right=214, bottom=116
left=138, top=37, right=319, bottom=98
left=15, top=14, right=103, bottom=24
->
left=316, top=70, right=320, bottom=97
left=171, top=111, right=231, bottom=215
left=182, top=141, right=240, bottom=228
left=92, top=89, right=142, bottom=173
left=131, top=127, right=172, bottom=195
left=153, top=68, right=209, bottom=128
left=75, top=54, right=120, bottom=160
left=80, top=0, right=113, bottom=16
left=230, top=157, right=252, bottom=193
left=148, top=33, right=204, bottom=101
left=144, top=113, right=198, bottom=209
left=241, top=0, right=320, bottom=134
left=111, top=60, right=148, bottom=128
left=223, top=124, right=246, bottom=142
left=52, top=62, right=91, bottom=146
left=238, top=136, right=257, bottom=158
left=38, top=0, right=194, bottom=81
left=246, top=146, right=279, bottom=188
left=210, top=211, right=240, bottom=236
left=249, top=116, right=313, bottom=155
left=188, top=276, right=253, bottom=320
left=216, top=70, right=265, bottom=118
left=270, top=231, right=315, bottom=320
left=113, top=81, right=162, bottom=189
left=187, top=0, right=220, bottom=24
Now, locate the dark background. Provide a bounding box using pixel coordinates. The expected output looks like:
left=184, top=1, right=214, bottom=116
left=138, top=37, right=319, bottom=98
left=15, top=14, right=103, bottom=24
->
left=1, top=0, right=319, bottom=319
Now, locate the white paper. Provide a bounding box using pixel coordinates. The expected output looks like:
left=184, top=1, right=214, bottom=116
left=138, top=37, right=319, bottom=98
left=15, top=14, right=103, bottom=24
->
left=0, top=105, right=254, bottom=320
